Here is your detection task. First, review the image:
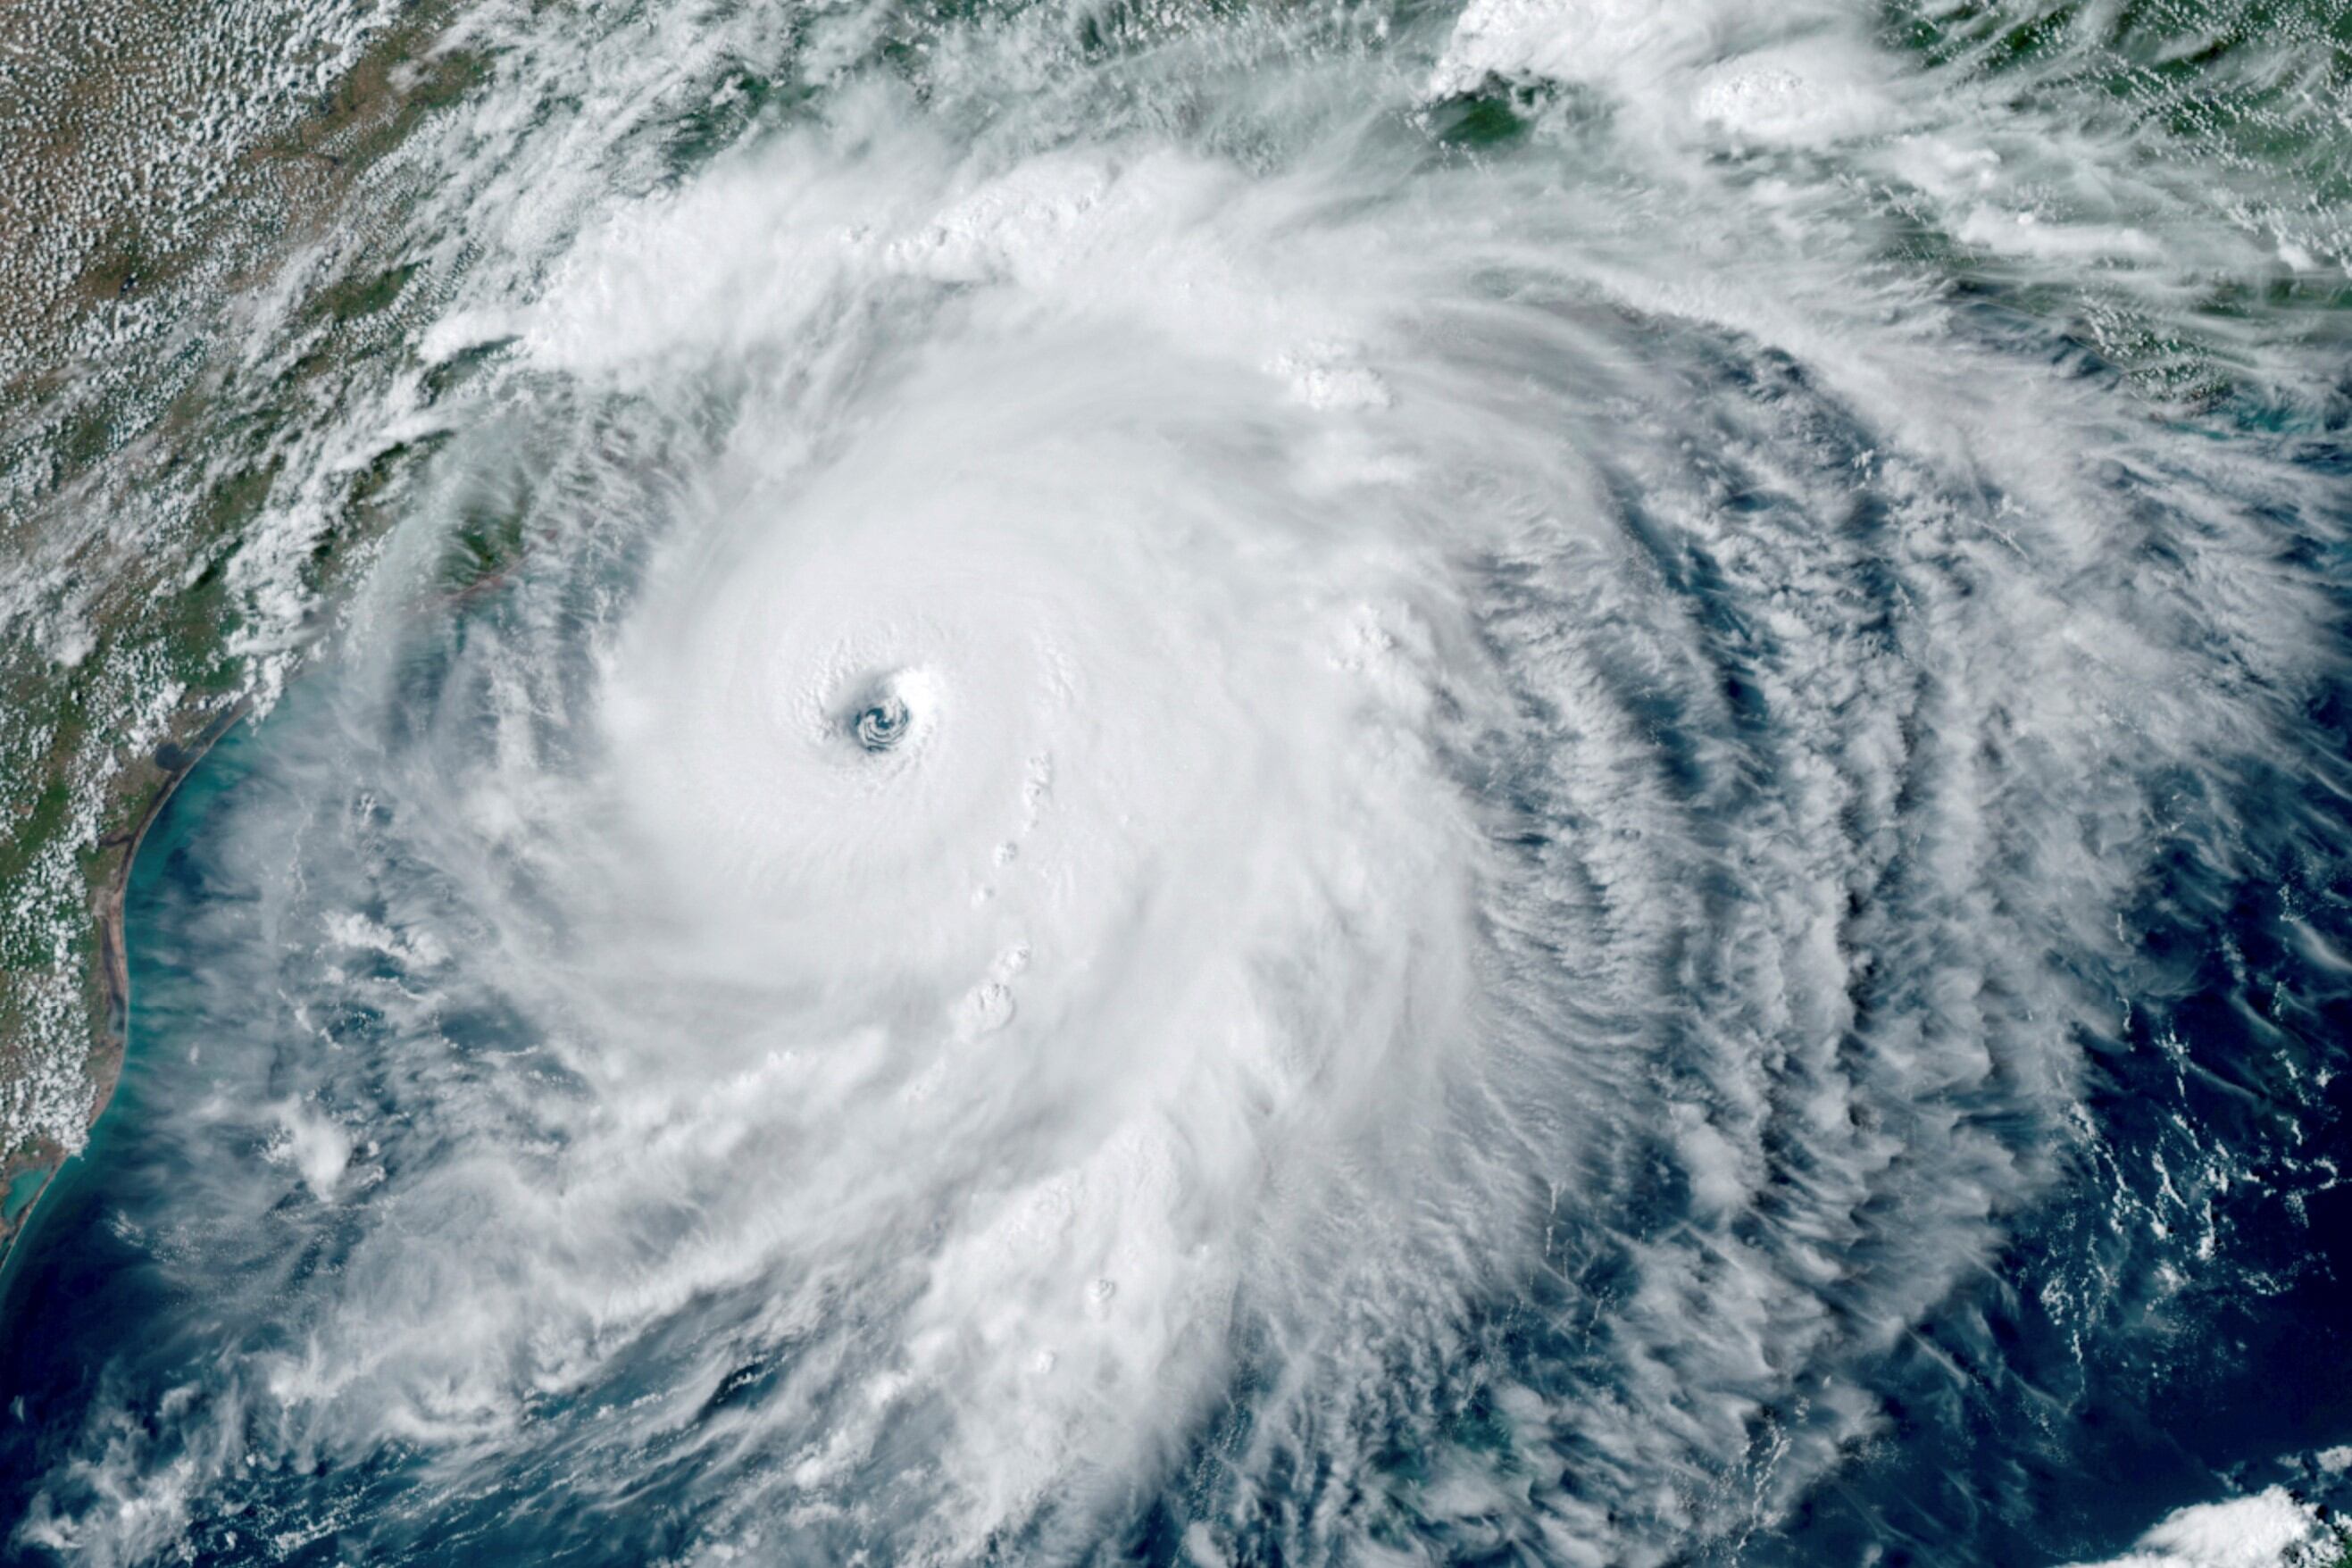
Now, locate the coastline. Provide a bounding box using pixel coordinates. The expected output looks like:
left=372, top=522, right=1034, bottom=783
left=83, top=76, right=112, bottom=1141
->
left=0, top=701, right=246, bottom=1274
left=0, top=0, right=480, bottom=1256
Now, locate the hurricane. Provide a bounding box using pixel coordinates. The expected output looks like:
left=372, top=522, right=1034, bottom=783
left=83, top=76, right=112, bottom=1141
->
left=1, top=0, right=2348, bottom=1564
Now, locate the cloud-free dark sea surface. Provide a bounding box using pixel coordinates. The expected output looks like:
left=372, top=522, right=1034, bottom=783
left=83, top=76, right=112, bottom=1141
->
left=2, top=1, right=2350, bottom=1564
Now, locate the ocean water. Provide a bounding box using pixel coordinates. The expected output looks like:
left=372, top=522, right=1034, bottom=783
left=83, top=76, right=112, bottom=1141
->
left=4, top=0, right=2351, bottom=1564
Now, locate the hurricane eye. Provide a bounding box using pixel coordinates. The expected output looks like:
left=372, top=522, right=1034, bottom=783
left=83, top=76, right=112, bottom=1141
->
left=835, top=670, right=935, bottom=756
left=853, top=695, right=911, bottom=753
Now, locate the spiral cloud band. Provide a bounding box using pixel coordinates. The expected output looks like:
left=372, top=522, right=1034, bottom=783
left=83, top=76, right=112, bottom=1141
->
left=4, top=1, right=2348, bottom=1564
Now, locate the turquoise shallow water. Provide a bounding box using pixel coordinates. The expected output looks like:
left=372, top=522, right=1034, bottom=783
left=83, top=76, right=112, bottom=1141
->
left=0, top=1172, right=41, bottom=1228
left=2, top=449, right=2346, bottom=1565
left=3, top=2, right=2351, bottom=1564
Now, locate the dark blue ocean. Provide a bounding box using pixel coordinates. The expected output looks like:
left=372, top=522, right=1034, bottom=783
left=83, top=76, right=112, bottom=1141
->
left=8, top=0, right=2352, bottom=1561
left=7, top=443, right=2352, bottom=1563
